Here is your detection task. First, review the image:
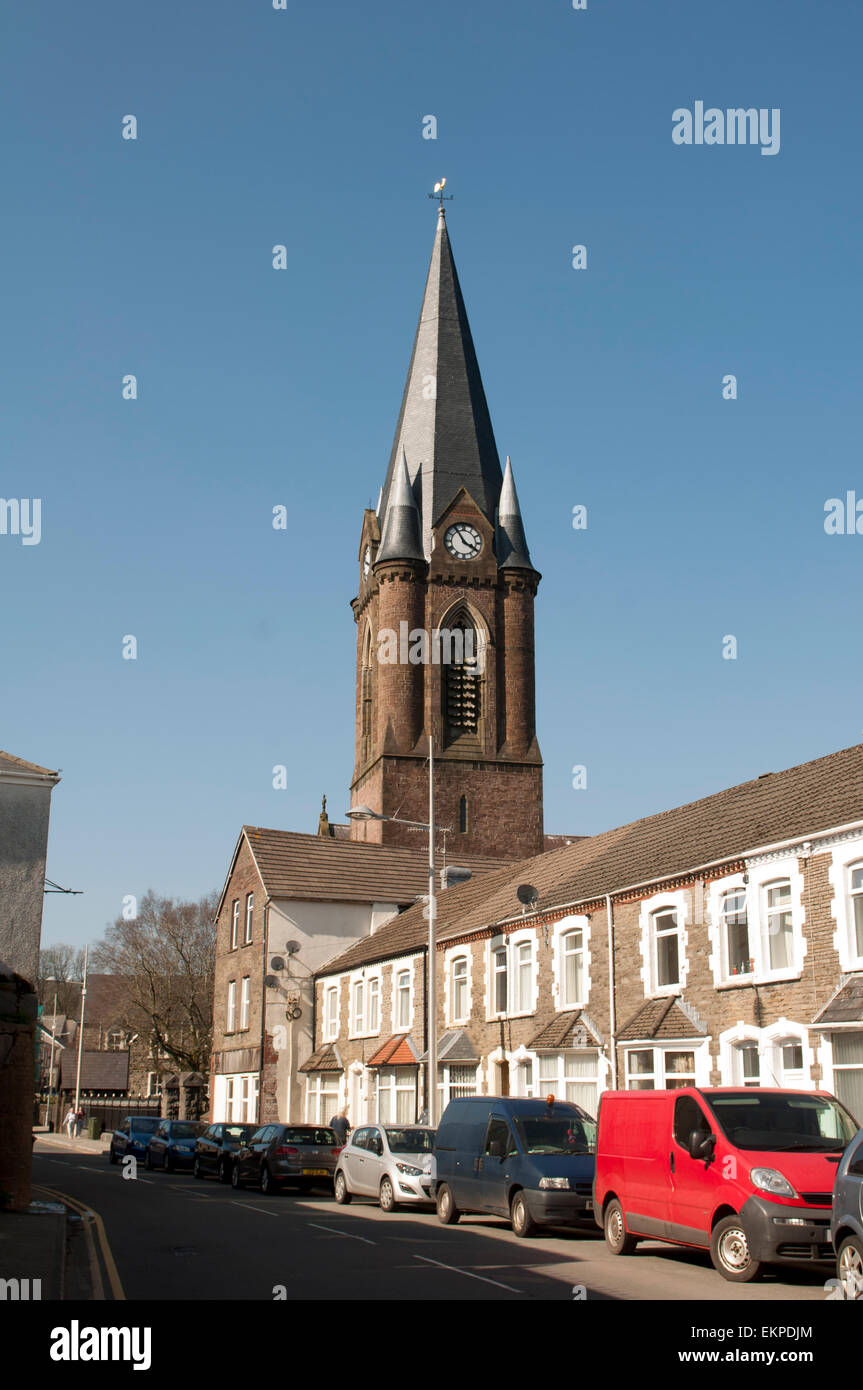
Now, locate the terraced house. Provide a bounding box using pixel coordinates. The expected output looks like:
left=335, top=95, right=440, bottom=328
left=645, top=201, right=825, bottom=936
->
left=307, top=743, right=863, bottom=1127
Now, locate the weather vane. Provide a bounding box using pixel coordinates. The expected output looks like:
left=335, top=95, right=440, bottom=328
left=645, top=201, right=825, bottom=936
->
left=429, top=178, right=453, bottom=208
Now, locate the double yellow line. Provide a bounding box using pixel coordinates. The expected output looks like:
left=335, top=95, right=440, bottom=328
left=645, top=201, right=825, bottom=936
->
left=33, top=1184, right=126, bottom=1301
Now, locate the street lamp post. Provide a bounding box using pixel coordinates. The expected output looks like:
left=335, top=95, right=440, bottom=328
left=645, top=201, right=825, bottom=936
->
left=346, top=736, right=445, bottom=1127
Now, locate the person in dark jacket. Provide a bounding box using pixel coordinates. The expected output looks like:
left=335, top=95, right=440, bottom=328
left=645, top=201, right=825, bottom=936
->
left=330, top=1109, right=350, bottom=1144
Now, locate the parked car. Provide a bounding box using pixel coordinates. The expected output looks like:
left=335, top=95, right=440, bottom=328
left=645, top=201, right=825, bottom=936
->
left=145, top=1119, right=206, bottom=1172
left=334, top=1124, right=435, bottom=1210
left=433, top=1096, right=597, bottom=1238
left=594, top=1087, right=859, bottom=1282
left=193, top=1122, right=257, bottom=1183
left=831, top=1126, right=863, bottom=1296
left=231, top=1124, right=342, bottom=1195
left=109, top=1115, right=161, bottom=1164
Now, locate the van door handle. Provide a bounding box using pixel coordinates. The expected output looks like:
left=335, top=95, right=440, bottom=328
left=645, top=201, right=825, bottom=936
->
left=669, top=1152, right=675, bottom=1174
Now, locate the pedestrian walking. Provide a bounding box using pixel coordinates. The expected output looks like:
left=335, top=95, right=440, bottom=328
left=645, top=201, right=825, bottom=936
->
left=75, top=1109, right=84, bottom=1138
left=330, top=1109, right=350, bottom=1145
left=63, top=1107, right=76, bottom=1137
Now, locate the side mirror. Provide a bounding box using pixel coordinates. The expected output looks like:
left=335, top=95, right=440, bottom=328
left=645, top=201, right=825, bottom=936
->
left=688, top=1130, right=716, bottom=1162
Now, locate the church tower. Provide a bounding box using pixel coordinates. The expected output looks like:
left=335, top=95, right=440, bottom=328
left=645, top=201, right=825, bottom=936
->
left=350, top=205, right=543, bottom=859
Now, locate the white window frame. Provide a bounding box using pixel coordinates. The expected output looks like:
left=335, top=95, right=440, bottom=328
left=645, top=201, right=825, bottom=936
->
left=638, top=889, right=690, bottom=998
left=349, top=970, right=382, bottom=1039
left=306, top=1071, right=341, bottom=1125
left=536, top=1049, right=601, bottom=1114
left=718, top=1020, right=814, bottom=1090
left=244, top=893, right=254, bottom=945
left=486, top=930, right=538, bottom=1020
left=624, top=1041, right=708, bottom=1090
left=367, top=976, right=380, bottom=1034
left=437, top=1062, right=478, bottom=1111
left=393, top=966, right=413, bottom=1032
left=146, top=1072, right=162, bottom=1098
left=444, top=946, right=471, bottom=1025
left=226, top=980, right=237, bottom=1033
left=746, top=856, right=806, bottom=982
left=324, top=984, right=339, bottom=1042
left=376, top=1066, right=417, bottom=1124
left=230, top=899, right=239, bottom=950
left=828, top=839, right=863, bottom=972
left=240, top=976, right=251, bottom=1031
left=552, top=914, right=590, bottom=1010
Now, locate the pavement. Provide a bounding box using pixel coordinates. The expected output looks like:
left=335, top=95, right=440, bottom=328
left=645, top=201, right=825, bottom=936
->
left=33, top=1128, right=112, bottom=1157
left=0, top=1202, right=67, bottom=1301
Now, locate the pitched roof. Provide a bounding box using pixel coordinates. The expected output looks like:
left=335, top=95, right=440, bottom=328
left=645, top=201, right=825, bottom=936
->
left=496, top=457, right=534, bottom=571
left=60, top=1049, right=130, bottom=1090
left=528, top=1011, right=603, bottom=1049
left=617, top=997, right=706, bottom=1042
left=242, top=826, right=509, bottom=908
left=0, top=750, right=59, bottom=778
left=378, top=207, right=505, bottom=558
left=812, top=975, right=863, bottom=1026
left=299, top=1044, right=342, bottom=1074
left=319, top=742, right=863, bottom=974
left=419, top=1029, right=479, bottom=1063
left=367, top=1034, right=420, bottom=1067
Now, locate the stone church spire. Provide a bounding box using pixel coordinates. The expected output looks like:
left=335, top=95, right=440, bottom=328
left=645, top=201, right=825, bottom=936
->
left=496, top=456, right=534, bottom=571
left=378, top=206, right=505, bottom=558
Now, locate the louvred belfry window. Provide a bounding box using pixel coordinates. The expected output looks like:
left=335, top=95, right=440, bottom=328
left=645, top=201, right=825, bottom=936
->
left=444, top=618, right=481, bottom=740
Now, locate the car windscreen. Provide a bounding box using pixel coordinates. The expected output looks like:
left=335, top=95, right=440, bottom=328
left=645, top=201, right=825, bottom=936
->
left=129, top=1118, right=160, bottom=1132
left=169, top=1123, right=203, bottom=1139
left=705, top=1092, right=858, bottom=1151
left=280, top=1129, right=337, bottom=1146
left=514, top=1115, right=597, bottom=1155
left=385, top=1128, right=435, bottom=1153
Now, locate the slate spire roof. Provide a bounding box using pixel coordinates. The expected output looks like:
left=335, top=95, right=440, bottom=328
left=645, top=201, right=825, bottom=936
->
left=378, top=206, right=506, bottom=559
left=496, top=456, right=534, bottom=570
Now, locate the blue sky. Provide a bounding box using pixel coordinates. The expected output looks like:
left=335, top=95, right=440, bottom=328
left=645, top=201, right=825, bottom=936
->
left=2, top=0, right=861, bottom=948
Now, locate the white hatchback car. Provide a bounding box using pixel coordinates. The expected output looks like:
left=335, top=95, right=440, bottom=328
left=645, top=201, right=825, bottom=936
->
left=334, top=1124, right=435, bottom=1211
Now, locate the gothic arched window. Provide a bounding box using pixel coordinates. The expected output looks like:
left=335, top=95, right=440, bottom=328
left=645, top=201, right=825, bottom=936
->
left=443, top=614, right=482, bottom=744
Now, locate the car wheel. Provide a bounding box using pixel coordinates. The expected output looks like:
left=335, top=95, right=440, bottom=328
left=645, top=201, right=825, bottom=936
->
left=193, top=1157, right=202, bottom=1180
left=219, top=1159, right=231, bottom=1184
left=379, top=1177, right=397, bottom=1213
left=334, top=1171, right=352, bottom=1205
left=604, top=1198, right=639, bottom=1255
left=436, top=1183, right=460, bottom=1225
left=261, top=1164, right=277, bottom=1196
left=838, top=1234, right=863, bottom=1296
left=231, top=1161, right=243, bottom=1189
left=710, top=1215, right=763, bottom=1282
left=510, top=1190, right=538, bottom=1239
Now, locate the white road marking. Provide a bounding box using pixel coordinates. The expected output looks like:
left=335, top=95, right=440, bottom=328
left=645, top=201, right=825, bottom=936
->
left=307, top=1222, right=376, bottom=1246
left=413, top=1254, right=521, bottom=1293
left=229, top=1200, right=282, bottom=1216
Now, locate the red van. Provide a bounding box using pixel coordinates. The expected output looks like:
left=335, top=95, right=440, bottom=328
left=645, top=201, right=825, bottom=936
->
left=593, top=1087, right=858, bottom=1281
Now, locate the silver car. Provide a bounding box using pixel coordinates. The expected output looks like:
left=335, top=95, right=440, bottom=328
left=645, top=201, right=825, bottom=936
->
left=831, top=1126, right=863, bottom=1296
left=334, top=1124, right=435, bottom=1211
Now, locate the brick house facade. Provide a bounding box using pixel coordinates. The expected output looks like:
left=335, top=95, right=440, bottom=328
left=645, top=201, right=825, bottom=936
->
left=308, top=745, right=863, bottom=1130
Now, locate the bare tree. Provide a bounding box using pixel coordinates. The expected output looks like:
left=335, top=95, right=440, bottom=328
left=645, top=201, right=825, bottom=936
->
left=38, top=943, right=86, bottom=1015
left=90, top=890, right=218, bottom=1075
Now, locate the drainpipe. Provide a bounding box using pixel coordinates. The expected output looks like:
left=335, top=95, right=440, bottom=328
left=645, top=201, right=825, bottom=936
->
left=606, top=895, right=617, bottom=1090
left=259, top=896, right=271, bottom=1124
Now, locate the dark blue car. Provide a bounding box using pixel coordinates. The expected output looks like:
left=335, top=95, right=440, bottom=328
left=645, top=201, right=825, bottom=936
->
left=109, top=1115, right=161, bottom=1164
left=146, top=1119, right=206, bottom=1172
left=433, top=1095, right=597, bottom=1238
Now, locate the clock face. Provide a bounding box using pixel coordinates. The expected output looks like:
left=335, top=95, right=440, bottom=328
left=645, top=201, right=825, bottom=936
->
left=363, top=545, right=371, bottom=578
left=444, top=523, right=482, bottom=559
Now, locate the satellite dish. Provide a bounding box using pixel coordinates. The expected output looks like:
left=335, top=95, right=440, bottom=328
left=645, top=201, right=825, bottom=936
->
left=264, top=975, right=279, bottom=989
left=285, top=941, right=301, bottom=955
left=270, top=957, right=286, bottom=973
left=517, top=883, right=539, bottom=907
